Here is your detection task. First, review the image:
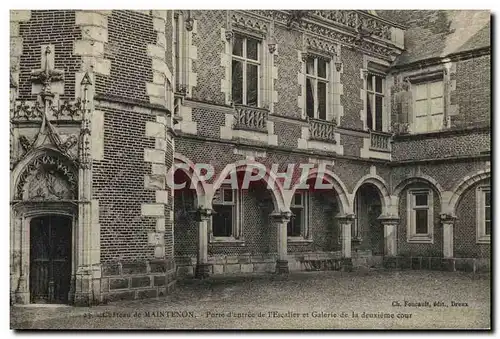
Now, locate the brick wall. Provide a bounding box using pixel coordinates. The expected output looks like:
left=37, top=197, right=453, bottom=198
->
left=274, top=26, right=302, bottom=119
left=191, top=106, right=226, bottom=139
left=274, top=121, right=302, bottom=148
left=339, top=48, right=364, bottom=130
left=96, top=10, right=157, bottom=103
left=191, top=10, right=226, bottom=105
left=93, top=105, right=157, bottom=262
left=18, top=10, right=81, bottom=101
left=340, top=134, right=363, bottom=158
left=454, top=179, right=490, bottom=258
left=392, top=130, right=490, bottom=161
left=452, top=54, right=491, bottom=128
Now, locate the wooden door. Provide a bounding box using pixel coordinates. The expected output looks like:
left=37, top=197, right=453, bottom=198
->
left=30, top=215, right=72, bottom=304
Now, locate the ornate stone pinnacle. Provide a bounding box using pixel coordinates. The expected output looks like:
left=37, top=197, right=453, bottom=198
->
left=81, top=72, right=92, bottom=86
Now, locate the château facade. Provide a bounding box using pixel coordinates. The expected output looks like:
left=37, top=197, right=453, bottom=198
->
left=10, top=10, right=490, bottom=305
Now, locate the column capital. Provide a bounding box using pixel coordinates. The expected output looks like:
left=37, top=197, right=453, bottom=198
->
left=270, top=211, right=292, bottom=223
left=440, top=213, right=457, bottom=224
left=336, top=213, right=355, bottom=223
left=194, top=207, right=213, bottom=222
left=378, top=215, right=400, bottom=225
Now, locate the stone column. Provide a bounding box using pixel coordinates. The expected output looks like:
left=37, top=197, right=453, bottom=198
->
left=441, top=213, right=457, bottom=271
left=336, top=214, right=354, bottom=271
left=194, top=208, right=212, bottom=279
left=270, top=211, right=292, bottom=274
left=378, top=216, right=399, bottom=257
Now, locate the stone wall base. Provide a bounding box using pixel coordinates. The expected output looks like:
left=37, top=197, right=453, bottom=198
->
left=383, top=256, right=490, bottom=273
left=100, top=258, right=176, bottom=304
left=175, top=251, right=377, bottom=277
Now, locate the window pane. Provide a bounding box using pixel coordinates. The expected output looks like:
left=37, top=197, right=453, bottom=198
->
left=318, top=81, right=327, bottom=120
left=246, top=37, right=259, bottom=61
left=306, top=57, right=315, bottom=75
left=213, top=205, right=233, bottom=237
left=375, top=76, right=383, bottom=93
left=415, top=83, right=427, bottom=100
left=318, top=59, right=327, bottom=78
left=367, top=74, right=373, bottom=91
left=375, top=95, right=383, bottom=131
left=485, top=206, right=491, bottom=222
left=485, top=192, right=491, bottom=206
left=415, top=193, right=428, bottom=206
left=293, top=193, right=302, bottom=206
left=306, top=78, right=315, bottom=118
left=485, top=221, right=491, bottom=235
left=415, top=209, right=428, bottom=234
left=246, top=63, right=258, bottom=106
left=288, top=207, right=302, bottom=236
left=232, top=60, right=243, bottom=105
left=415, top=100, right=428, bottom=117
left=366, top=93, right=373, bottom=129
left=232, top=35, right=243, bottom=56
left=429, top=81, right=443, bottom=98
left=431, top=97, right=443, bottom=114
left=223, top=189, right=233, bottom=203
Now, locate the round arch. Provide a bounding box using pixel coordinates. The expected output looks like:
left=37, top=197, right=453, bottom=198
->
left=289, top=168, right=351, bottom=215
left=351, top=175, right=391, bottom=215
left=210, top=159, right=285, bottom=213
left=448, top=169, right=491, bottom=215
left=392, top=174, right=444, bottom=212
left=173, top=153, right=209, bottom=208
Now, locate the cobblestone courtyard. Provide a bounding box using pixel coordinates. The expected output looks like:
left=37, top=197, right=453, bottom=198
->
left=11, top=270, right=491, bottom=330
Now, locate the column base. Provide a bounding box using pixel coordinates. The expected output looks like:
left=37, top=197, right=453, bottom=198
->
left=275, top=260, right=289, bottom=274
left=194, top=263, right=211, bottom=279
left=341, top=258, right=353, bottom=272
left=383, top=256, right=398, bottom=269
left=442, top=258, right=455, bottom=272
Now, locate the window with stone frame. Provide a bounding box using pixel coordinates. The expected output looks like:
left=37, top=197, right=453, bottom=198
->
left=366, top=72, right=385, bottom=132
left=212, top=187, right=241, bottom=239
left=231, top=33, right=261, bottom=107
left=477, top=186, right=491, bottom=243
left=288, top=191, right=309, bottom=238
left=305, top=55, right=329, bottom=120
left=407, top=189, right=434, bottom=243
left=412, top=80, right=444, bottom=133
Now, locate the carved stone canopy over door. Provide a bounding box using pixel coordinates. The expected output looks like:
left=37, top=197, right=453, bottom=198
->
left=16, top=154, right=77, bottom=201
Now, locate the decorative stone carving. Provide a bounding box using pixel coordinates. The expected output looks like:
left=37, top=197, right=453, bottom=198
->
left=13, top=100, right=44, bottom=120
left=50, top=98, right=83, bottom=120
left=16, top=154, right=77, bottom=200
left=308, top=117, right=337, bottom=143
left=78, top=72, right=93, bottom=169
left=305, top=37, right=337, bottom=58
left=59, top=135, right=78, bottom=153
left=369, top=130, right=391, bottom=152
left=286, top=10, right=308, bottom=28
left=250, top=10, right=400, bottom=60
left=233, top=105, right=269, bottom=132
left=231, top=13, right=268, bottom=35
left=30, top=46, right=64, bottom=101
left=18, top=135, right=34, bottom=153
left=185, top=17, right=194, bottom=31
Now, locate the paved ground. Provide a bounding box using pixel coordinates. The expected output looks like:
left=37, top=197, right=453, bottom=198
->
left=11, top=269, right=491, bottom=330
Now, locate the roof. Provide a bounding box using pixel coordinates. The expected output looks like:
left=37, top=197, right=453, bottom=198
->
left=376, top=10, right=490, bottom=66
